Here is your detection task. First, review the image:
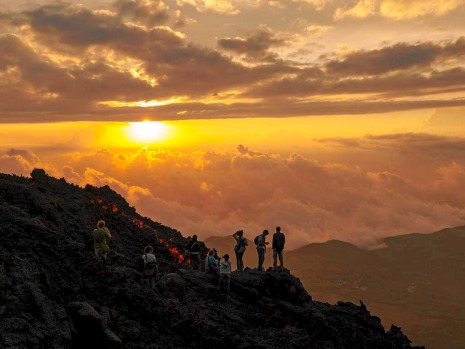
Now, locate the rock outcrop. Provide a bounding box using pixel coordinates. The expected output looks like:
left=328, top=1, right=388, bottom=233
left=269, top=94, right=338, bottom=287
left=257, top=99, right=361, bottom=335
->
left=0, top=170, right=424, bottom=349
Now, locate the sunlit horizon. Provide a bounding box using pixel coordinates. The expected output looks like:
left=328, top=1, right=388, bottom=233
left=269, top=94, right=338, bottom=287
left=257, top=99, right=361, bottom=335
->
left=127, top=120, right=170, bottom=144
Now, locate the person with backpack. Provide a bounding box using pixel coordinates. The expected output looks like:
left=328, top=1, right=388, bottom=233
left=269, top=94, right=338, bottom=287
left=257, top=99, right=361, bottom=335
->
left=186, top=235, right=201, bottom=270
left=219, top=254, right=232, bottom=296
left=205, top=249, right=219, bottom=285
left=255, top=229, right=269, bottom=271
left=142, top=245, right=158, bottom=289
left=272, top=226, right=286, bottom=269
left=233, top=230, right=248, bottom=271
left=205, top=249, right=219, bottom=274
left=93, top=220, right=111, bottom=262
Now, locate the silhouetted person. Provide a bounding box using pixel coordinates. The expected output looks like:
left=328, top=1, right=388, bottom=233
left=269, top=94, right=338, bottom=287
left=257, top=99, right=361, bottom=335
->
left=272, top=226, right=285, bottom=269
left=93, top=220, right=111, bottom=262
left=233, top=230, right=248, bottom=271
left=142, top=245, right=158, bottom=289
left=219, top=254, right=232, bottom=296
left=186, top=234, right=201, bottom=270
left=255, top=229, right=269, bottom=271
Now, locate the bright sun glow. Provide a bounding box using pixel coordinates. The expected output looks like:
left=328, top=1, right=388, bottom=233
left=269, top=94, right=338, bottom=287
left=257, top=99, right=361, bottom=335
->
left=127, top=120, right=169, bottom=143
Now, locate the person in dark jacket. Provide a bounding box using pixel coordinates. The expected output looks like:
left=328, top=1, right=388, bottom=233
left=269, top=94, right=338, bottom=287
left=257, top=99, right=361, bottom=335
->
left=233, top=230, right=248, bottom=271
left=186, top=234, right=201, bottom=270
left=272, top=226, right=285, bottom=269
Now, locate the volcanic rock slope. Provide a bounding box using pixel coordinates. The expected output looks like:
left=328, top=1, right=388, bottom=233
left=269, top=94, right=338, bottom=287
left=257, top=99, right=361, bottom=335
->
left=0, top=170, right=423, bottom=349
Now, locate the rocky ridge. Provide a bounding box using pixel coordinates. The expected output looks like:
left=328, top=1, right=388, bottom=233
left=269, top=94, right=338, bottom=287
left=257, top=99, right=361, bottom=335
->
left=0, top=170, right=424, bottom=349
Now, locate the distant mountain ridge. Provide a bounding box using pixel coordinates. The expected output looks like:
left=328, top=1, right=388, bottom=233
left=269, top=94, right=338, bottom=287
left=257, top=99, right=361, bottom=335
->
left=206, top=226, right=465, bottom=349
left=0, top=169, right=424, bottom=348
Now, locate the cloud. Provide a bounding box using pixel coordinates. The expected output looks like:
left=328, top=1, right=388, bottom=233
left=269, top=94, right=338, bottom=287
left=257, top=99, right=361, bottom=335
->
left=218, top=29, right=288, bottom=60
left=1, top=1, right=465, bottom=121
left=291, top=0, right=331, bottom=11
left=325, top=37, right=465, bottom=76
left=82, top=167, right=153, bottom=203
left=25, top=4, right=184, bottom=51
left=335, top=0, right=464, bottom=20
left=21, top=134, right=462, bottom=249
left=176, top=0, right=239, bottom=14
left=3, top=134, right=465, bottom=249
left=422, top=107, right=465, bottom=136
left=433, top=162, right=465, bottom=207
left=113, top=0, right=170, bottom=26
left=246, top=67, right=465, bottom=99
left=0, top=149, right=40, bottom=176
left=0, top=3, right=295, bottom=120
left=380, top=0, right=464, bottom=19
left=305, top=24, right=332, bottom=36
left=20, top=4, right=289, bottom=94
left=0, top=33, right=159, bottom=115
left=335, top=0, right=376, bottom=20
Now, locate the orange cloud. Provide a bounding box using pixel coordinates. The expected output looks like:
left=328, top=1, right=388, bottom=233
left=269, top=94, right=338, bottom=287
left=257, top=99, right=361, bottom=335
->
left=176, top=0, right=239, bottom=14
left=334, top=0, right=376, bottom=20
left=335, top=0, right=464, bottom=20
left=380, top=0, right=464, bottom=19
left=1, top=2, right=465, bottom=121
left=7, top=133, right=463, bottom=250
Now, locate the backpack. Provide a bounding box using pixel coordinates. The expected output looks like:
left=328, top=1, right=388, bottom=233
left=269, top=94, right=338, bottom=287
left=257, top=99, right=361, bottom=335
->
left=254, top=235, right=260, bottom=245
left=143, top=254, right=157, bottom=270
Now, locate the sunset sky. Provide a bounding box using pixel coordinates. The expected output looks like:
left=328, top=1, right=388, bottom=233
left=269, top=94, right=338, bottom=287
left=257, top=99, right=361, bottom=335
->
left=1, top=0, right=465, bottom=249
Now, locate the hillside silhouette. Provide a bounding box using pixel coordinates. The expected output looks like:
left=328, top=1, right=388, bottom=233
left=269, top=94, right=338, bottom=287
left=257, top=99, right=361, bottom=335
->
left=0, top=169, right=424, bottom=349
left=207, top=228, right=465, bottom=349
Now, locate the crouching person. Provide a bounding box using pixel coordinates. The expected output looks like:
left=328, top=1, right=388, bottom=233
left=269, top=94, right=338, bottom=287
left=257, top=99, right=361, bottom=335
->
left=142, top=245, right=158, bottom=289
left=219, top=254, right=232, bottom=297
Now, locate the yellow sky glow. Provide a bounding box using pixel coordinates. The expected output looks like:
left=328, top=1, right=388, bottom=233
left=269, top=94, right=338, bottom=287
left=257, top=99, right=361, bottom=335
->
left=0, top=110, right=436, bottom=153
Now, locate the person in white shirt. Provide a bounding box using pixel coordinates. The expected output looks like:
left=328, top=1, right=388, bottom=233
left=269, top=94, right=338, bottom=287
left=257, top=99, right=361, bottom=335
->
left=142, top=245, right=158, bottom=289
left=219, top=254, right=232, bottom=296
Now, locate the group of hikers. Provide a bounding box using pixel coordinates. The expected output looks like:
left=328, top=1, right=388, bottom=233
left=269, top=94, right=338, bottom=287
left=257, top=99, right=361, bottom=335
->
left=183, top=226, right=286, bottom=272
left=92, top=220, right=286, bottom=293
left=232, top=227, right=286, bottom=272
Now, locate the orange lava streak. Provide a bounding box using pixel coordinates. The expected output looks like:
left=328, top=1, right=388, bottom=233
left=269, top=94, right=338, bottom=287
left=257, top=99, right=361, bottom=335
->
left=90, top=198, right=188, bottom=264
left=158, top=237, right=188, bottom=264
left=90, top=199, right=119, bottom=213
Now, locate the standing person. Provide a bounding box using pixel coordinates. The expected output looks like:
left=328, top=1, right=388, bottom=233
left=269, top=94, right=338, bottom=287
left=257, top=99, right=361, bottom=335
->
left=272, top=226, right=286, bottom=269
left=205, top=249, right=219, bottom=274
left=219, top=254, right=232, bottom=296
left=142, top=245, right=158, bottom=289
left=232, top=230, right=248, bottom=271
left=255, top=229, right=269, bottom=271
left=186, top=235, right=201, bottom=270
left=205, top=249, right=219, bottom=285
left=93, top=220, right=111, bottom=262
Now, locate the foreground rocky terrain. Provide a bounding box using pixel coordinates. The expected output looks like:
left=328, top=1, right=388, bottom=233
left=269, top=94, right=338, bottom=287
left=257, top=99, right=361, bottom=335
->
left=0, top=170, right=423, bottom=348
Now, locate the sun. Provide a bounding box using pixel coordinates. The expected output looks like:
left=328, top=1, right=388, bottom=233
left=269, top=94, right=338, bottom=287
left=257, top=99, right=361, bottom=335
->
left=127, top=120, right=169, bottom=143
